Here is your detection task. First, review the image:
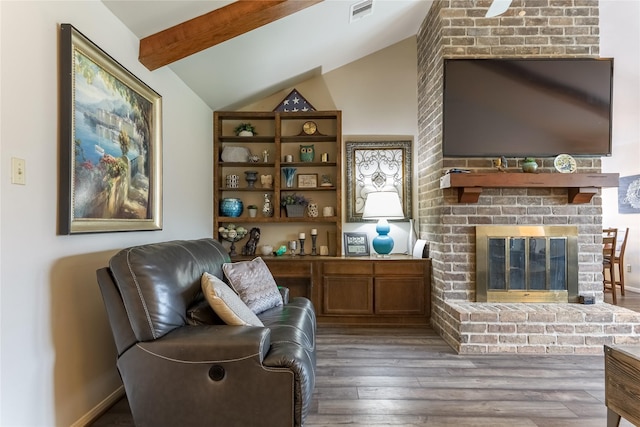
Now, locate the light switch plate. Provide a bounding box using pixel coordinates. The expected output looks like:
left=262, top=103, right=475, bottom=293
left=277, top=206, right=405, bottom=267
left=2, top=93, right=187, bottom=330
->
left=11, top=157, right=26, bottom=185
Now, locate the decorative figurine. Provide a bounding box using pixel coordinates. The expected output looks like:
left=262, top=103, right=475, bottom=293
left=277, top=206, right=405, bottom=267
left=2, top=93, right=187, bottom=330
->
left=320, top=174, right=333, bottom=187
left=260, top=174, right=273, bottom=188
left=299, top=144, right=315, bottom=162
left=242, top=227, right=261, bottom=256
left=262, top=149, right=270, bottom=163
left=493, top=156, right=508, bottom=172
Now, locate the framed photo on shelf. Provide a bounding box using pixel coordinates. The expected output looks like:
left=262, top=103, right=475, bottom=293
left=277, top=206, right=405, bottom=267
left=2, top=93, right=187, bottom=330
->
left=343, top=232, right=370, bottom=257
left=58, top=24, right=163, bottom=234
left=297, top=173, right=318, bottom=188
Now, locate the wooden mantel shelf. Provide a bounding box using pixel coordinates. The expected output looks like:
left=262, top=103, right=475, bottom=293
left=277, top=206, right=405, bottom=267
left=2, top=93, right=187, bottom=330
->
left=439, top=172, right=619, bottom=204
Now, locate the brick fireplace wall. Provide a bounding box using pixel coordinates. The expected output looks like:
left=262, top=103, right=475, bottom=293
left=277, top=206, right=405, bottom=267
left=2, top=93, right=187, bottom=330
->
left=416, top=0, right=640, bottom=353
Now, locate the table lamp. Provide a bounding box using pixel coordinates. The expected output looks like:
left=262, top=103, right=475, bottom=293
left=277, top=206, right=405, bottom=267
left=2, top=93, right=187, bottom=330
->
left=362, top=191, right=404, bottom=256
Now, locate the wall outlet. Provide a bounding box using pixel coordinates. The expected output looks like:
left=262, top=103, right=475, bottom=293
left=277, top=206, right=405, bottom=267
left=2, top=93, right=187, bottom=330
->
left=627, top=264, right=632, bottom=273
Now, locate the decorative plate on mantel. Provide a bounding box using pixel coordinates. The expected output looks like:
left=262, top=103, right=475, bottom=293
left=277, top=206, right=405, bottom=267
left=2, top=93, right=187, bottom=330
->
left=554, top=154, right=577, bottom=173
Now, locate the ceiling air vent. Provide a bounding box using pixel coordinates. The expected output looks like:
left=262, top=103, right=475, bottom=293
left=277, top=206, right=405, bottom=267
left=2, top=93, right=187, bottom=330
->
left=350, top=0, right=373, bottom=23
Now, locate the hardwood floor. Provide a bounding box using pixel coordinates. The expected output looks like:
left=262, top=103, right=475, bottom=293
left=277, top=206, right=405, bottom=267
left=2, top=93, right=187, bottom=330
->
left=90, top=291, right=640, bottom=427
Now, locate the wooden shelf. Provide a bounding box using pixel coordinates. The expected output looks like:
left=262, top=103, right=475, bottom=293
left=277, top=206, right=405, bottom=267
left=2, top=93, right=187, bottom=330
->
left=440, top=172, right=619, bottom=204
left=214, top=110, right=343, bottom=253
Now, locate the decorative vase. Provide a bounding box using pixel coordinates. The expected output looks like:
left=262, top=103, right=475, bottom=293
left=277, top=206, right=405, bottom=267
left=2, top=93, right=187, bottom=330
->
left=262, top=193, right=274, bottom=217
left=407, top=218, right=418, bottom=255
left=307, top=202, right=319, bottom=218
left=522, top=159, right=538, bottom=173
left=286, top=205, right=305, bottom=218
left=219, top=198, right=243, bottom=217
left=282, top=167, right=297, bottom=188
left=245, top=170, right=258, bottom=188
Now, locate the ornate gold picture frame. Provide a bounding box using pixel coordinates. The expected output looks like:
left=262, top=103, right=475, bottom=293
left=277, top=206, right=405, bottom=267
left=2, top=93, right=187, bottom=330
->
left=59, top=24, right=163, bottom=234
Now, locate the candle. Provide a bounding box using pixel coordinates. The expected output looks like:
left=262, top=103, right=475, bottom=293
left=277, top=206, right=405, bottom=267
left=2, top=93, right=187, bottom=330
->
left=299, top=232, right=306, bottom=239
left=311, top=228, right=318, bottom=235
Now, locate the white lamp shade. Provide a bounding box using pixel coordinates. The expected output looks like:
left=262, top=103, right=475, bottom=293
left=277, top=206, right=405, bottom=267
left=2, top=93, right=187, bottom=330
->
left=362, top=191, right=404, bottom=220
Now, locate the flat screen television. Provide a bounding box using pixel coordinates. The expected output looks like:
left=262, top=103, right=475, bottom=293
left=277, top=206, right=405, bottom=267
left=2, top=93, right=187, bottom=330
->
left=442, top=58, right=613, bottom=157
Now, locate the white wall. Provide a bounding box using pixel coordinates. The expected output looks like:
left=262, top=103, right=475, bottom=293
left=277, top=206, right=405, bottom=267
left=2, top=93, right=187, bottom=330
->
left=0, top=1, right=213, bottom=425
left=600, top=0, right=640, bottom=289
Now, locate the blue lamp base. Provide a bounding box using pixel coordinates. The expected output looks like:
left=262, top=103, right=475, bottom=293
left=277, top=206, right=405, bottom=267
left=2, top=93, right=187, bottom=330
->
left=372, top=219, right=394, bottom=257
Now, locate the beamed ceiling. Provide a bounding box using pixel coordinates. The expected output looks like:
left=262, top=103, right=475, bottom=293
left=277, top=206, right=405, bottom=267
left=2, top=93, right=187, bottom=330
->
left=102, top=0, right=434, bottom=110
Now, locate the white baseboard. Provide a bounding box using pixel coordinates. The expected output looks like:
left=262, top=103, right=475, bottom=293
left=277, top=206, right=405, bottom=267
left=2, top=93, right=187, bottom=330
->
left=71, top=385, right=125, bottom=427
left=625, top=285, right=640, bottom=294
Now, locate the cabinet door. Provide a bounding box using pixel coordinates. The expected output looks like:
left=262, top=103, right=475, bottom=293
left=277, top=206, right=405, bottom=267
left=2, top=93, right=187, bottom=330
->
left=374, top=278, right=425, bottom=315
left=322, top=276, right=373, bottom=315
left=264, top=259, right=313, bottom=300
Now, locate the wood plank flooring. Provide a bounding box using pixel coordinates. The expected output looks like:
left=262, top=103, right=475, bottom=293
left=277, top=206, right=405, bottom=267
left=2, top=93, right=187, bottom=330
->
left=90, top=291, right=640, bottom=427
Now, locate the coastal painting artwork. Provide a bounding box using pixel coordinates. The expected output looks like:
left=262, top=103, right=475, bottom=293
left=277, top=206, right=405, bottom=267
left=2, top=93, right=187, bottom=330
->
left=59, top=24, right=162, bottom=234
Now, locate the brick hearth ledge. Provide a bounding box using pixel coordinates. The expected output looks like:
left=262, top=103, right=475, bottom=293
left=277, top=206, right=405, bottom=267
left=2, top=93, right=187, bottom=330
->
left=440, top=302, right=640, bottom=354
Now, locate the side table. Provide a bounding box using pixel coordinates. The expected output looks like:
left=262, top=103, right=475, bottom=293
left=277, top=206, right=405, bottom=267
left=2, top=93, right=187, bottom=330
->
left=604, top=345, right=640, bottom=427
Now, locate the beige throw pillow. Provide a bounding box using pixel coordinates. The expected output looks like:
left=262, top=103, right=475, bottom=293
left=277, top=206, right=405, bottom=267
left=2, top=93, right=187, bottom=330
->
left=201, top=272, right=264, bottom=327
left=222, top=257, right=283, bottom=314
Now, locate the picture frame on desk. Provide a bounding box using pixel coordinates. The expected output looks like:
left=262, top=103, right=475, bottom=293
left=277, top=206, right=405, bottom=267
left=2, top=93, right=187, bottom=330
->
left=343, top=232, right=370, bottom=257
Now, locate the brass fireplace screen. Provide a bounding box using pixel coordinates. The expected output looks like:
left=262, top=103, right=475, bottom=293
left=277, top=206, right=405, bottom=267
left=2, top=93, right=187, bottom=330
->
left=476, top=226, right=579, bottom=303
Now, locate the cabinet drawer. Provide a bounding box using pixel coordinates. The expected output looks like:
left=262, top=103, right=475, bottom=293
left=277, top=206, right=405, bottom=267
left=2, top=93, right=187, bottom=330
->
left=375, top=261, right=424, bottom=276
left=264, top=259, right=312, bottom=277
left=323, top=261, right=373, bottom=275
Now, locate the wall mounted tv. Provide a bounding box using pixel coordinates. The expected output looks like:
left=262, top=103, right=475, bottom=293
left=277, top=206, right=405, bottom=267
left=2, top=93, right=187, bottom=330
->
left=442, top=58, right=613, bottom=157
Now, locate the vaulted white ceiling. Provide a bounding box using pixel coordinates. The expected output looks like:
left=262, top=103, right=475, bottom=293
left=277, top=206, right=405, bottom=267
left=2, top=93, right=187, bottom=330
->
left=102, top=0, right=434, bottom=110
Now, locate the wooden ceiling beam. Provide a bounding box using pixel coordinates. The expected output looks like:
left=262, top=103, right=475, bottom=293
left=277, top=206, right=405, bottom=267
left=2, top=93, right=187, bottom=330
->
left=139, top=0, right=323, bottom=70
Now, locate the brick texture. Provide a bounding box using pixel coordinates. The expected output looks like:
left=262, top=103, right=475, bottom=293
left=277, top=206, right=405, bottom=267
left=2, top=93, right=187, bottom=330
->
left=416, top=0, right=623, bottom=353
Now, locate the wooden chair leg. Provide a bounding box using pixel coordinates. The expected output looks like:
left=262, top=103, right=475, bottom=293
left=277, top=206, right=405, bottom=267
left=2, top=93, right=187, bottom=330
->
left=604, top=265, right=617, bottom=305
left=617, top=262, right=625, bottom=295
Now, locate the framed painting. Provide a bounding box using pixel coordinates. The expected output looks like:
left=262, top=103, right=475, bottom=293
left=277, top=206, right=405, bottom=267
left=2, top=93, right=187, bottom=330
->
left=343, top=232, right=370, bottom=257
left=345, top=140, right=412, bottom=222
left=59, top=24, right=162, bottom=234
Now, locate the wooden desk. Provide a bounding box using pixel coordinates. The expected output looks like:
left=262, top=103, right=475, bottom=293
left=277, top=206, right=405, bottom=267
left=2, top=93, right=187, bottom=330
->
left=604, top=345, right=640, bottom=427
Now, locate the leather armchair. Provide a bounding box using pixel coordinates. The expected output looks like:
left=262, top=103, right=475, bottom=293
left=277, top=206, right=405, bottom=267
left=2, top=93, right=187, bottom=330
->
left=97, top=238, right=316, bottom=427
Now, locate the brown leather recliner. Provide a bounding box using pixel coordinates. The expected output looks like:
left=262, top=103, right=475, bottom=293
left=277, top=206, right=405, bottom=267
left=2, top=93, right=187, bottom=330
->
left=96, top=238, right=316, bottom=427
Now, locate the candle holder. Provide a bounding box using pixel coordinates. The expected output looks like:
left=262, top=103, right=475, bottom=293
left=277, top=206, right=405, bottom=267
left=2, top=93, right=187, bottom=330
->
left=288, top=240, right=298, bottom=256
left=311, top=234, right=317, bottom=256
left=299, top=238, right=306, bottom=256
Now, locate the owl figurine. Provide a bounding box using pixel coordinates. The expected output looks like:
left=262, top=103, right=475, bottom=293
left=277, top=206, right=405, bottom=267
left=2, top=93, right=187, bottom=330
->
left=299, top=144, right=315, bottom=162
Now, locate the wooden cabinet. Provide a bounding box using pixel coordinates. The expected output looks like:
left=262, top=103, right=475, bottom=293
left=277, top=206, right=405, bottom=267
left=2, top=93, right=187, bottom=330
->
left=260, top=256, right=431, bottom=325
left=319, top=257, right=431, bottom=325
left=213, top=111, right=342, bottom=255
